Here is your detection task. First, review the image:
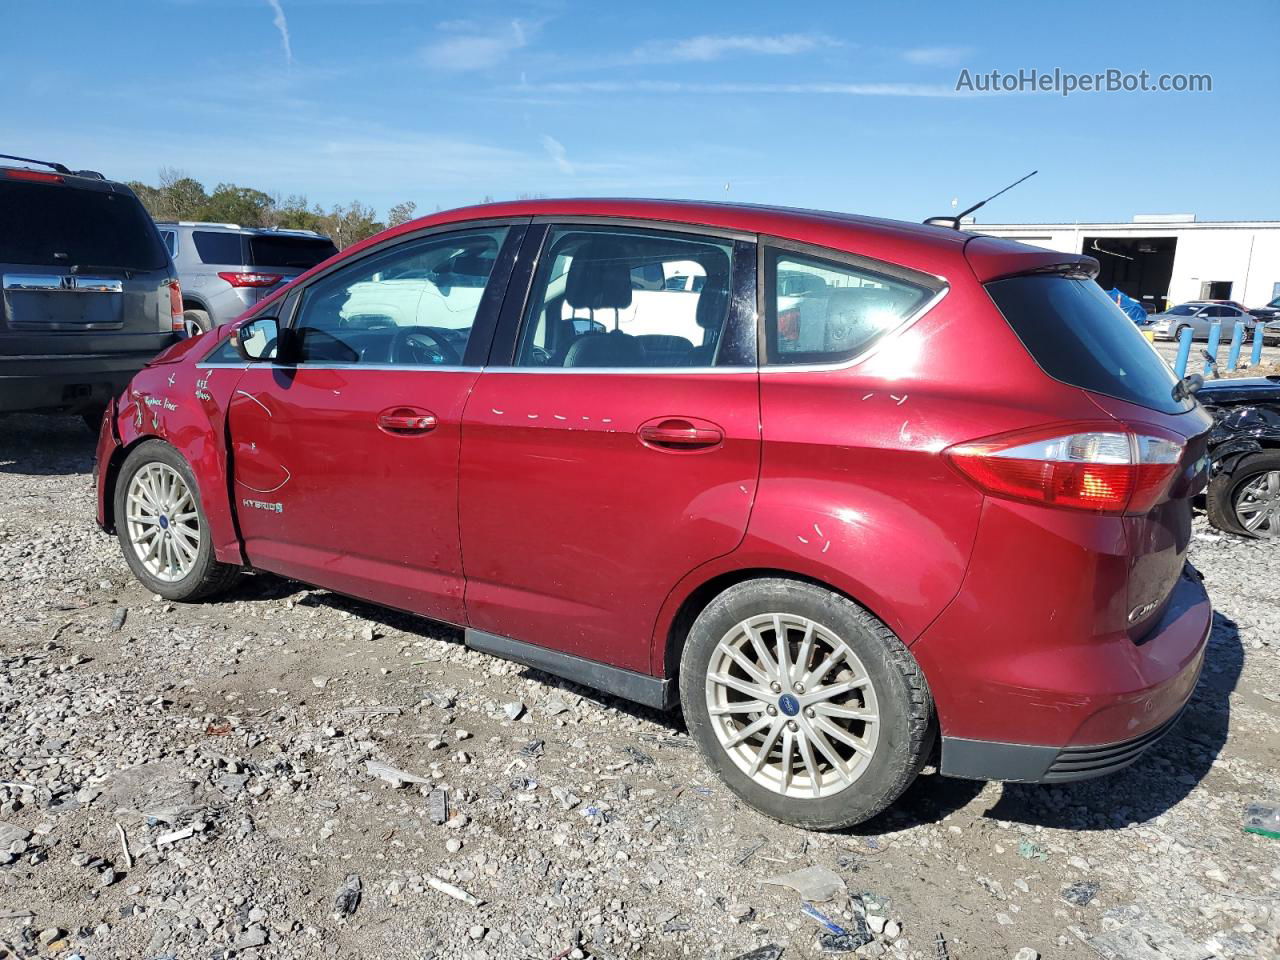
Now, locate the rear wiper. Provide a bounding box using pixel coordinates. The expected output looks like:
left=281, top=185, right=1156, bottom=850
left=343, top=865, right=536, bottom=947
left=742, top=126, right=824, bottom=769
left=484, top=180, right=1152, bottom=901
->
left=1172, top=372, right=1204, bottom=402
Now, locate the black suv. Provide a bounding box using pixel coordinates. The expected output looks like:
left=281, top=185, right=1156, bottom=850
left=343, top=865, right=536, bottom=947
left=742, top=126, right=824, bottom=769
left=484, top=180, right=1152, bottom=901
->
left=0, top=155, right=181, bottom=428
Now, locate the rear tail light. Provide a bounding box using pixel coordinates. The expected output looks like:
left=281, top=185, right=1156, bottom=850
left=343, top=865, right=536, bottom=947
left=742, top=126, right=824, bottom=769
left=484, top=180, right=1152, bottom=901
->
left=217, top=271, right=283, bottom=288
left=168, top=280, right=184, bottom=333
left=946, top=424, right=1184, bottom=514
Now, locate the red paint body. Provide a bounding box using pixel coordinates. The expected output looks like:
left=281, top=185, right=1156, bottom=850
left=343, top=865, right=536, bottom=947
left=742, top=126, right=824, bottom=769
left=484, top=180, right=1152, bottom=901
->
left=95, top=198, right=1212, bottom=768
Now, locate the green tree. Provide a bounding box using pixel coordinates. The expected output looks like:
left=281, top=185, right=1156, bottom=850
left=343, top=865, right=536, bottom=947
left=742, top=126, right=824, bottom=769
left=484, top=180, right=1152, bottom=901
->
left=387, top=200, right=417, bottom=227
left=199, top=183, right=274, bottom=227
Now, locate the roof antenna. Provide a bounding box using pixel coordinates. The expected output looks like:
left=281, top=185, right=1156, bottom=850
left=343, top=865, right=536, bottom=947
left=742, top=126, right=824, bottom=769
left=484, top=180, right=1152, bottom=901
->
left=924, top=170, right=1037, bottom=230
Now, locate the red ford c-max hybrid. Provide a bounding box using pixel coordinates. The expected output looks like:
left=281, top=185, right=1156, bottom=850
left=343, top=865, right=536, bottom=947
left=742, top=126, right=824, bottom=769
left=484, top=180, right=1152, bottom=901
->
left=94, top=199, right=1212, bottom=828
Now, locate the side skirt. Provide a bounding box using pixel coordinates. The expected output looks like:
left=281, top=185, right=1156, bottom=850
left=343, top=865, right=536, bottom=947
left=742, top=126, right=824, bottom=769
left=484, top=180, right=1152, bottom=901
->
left=464, top=628, right=677, bottom=711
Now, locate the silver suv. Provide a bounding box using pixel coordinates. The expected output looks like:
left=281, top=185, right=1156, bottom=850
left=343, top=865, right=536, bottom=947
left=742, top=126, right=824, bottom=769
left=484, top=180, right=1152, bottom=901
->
left=156, top=222, right=338, bottom=335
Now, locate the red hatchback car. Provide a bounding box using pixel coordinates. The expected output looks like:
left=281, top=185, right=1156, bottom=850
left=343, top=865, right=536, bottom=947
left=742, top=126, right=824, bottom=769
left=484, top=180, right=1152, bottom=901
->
left=94, top=199, right=1213, bottom=829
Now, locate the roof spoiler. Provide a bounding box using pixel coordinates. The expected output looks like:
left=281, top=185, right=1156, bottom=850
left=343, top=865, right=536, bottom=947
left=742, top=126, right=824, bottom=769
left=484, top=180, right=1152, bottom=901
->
left=964, top=235, right=1100, bottom=283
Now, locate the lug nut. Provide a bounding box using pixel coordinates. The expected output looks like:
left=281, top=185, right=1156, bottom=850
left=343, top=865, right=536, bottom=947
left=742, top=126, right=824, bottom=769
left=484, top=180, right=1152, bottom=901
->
left=769, top=681, right=782, bottom=694
left=786, top=720, right=798, bottom=732
left=804, top=708, right=815, bottom=718
left=795, top=682, right=806, bottom=694
left=766, top=706, right=777, bottom=716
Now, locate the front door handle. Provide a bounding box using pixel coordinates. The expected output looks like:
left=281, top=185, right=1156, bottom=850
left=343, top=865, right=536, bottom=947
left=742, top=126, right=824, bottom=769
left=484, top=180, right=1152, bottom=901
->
left=638, top=417, right=724, bottom=451
left=377, top=406, right=438, bottom=435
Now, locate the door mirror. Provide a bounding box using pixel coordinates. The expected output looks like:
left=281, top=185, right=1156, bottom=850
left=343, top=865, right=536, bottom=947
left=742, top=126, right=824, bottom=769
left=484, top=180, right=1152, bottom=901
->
left=232, top=316, right=280, bottom=362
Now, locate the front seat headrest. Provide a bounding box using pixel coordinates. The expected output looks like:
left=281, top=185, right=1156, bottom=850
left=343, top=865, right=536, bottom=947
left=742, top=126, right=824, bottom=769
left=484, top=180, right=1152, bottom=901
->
left=565, top=238, right=633, bottom=311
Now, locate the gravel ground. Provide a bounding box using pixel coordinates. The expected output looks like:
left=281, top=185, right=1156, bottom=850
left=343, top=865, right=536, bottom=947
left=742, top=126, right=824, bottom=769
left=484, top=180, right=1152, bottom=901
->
left=0, top=414, right=1277, bottom=960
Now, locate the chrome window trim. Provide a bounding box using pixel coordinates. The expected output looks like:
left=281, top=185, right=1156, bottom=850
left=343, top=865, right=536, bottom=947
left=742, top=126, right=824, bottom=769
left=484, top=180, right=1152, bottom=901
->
left=196, top=361, right=482, bottom=373
left=479, top=365, right=753, bottom=376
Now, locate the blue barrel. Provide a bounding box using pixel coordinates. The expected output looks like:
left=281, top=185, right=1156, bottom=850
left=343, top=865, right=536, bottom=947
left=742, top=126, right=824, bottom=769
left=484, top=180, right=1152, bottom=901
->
left=1174, top=326, right=1193, bottom=378
left=1226, top=321, right=1245, bottom=371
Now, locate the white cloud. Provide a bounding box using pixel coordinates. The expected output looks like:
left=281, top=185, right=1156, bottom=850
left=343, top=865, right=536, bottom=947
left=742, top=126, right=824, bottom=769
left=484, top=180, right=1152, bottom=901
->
left=265, top=0, right=294, bottom=66
left=421, top=20, right=527, bottom=71
left=510, top=80, right=968, bottom=98
left=631, top=33, right=835, bottom=64
left=539, top=134, right=574, bottom=175
left=902, top=46, right=972, bottom=67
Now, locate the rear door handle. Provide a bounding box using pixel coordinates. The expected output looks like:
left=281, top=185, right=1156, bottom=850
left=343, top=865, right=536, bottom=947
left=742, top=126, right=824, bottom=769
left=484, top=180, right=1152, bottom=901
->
left=638, top=417, right=724, bottom=451
left=377, top=406, right=438, bottom=435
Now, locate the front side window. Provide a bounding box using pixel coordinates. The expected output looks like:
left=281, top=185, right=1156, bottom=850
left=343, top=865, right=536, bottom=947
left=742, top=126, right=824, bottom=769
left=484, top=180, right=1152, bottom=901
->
left=515, top=226, right=738, bottom=368
left=292, top=227, right=507, bottom=366
left=765, top=248, right=934, bottom=365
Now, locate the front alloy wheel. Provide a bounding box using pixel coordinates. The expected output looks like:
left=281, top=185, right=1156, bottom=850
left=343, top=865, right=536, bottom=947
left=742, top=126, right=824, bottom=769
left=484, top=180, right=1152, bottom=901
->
left=705, top=613, right=880, bottom=798
left=125, top=462, right=201, bottom=581
left=113, top=440, right=241, bottom=600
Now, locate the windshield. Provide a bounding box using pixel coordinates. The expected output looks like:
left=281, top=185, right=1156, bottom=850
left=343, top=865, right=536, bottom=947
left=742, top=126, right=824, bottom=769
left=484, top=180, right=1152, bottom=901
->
left=0, top=180, right=167, bottom=270
left=1167, top=304, right=1201, bottom=315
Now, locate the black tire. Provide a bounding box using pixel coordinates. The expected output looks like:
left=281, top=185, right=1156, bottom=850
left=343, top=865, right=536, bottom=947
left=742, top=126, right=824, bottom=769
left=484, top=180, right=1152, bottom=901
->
left=1206, top=451, right=1280, bottom=539
left=679, top=578, right=934, bottom=830
left=183, top=309, right=211, bottom=338
left=113, top=440, right=241, bottom=600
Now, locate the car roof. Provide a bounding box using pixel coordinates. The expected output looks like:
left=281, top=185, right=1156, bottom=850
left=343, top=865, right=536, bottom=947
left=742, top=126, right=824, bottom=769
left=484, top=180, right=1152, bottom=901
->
left=332, top=197, right=1090, bottom=284
left=154, top=221, right=329, bottom=239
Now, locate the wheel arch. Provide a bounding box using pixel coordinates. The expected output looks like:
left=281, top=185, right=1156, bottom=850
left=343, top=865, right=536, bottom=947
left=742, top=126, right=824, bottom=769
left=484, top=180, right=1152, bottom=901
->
left=658, top=566, right=905, bottom=683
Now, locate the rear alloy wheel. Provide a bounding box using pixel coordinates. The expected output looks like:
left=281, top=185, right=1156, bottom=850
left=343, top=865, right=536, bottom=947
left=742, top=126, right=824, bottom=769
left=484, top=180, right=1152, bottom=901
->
left=182, top=308, right=211, bottom=338
left=680, top=579, right=933, bottom=829
left=114, top=441, right=240, bottom=600
left=1207, top=451, right=1280, bottom=538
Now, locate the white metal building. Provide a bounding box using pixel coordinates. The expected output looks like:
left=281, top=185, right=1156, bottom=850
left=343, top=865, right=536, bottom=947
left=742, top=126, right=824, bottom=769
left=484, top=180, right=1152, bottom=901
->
left=967, top=215, right=1280, bottom=311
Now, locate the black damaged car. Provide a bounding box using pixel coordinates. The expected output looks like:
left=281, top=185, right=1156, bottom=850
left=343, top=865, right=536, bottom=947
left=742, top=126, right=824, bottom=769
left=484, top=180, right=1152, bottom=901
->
left=1199, top=376, right=1280, bottom=537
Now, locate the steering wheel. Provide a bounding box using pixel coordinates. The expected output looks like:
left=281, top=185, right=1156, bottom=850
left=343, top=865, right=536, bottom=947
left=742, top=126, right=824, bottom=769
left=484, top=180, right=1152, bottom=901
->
left=388, top=326, right=462, bottom=366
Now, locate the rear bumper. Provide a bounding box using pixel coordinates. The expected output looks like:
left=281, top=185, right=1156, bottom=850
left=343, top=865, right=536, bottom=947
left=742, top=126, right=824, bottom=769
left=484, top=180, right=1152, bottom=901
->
left=935, top=567, right=1210, bottom=783
left=0, top=351, right=159, bottom=414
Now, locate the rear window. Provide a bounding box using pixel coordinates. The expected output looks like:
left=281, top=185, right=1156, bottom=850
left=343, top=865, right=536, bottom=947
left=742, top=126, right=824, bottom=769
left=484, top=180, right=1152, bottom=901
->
left=192, top=231, right=244, bottom=264
left=987, top=275, right=1191, bottom=414
left=248, top=235, right=338, bottom=269
left=0, top=180, right=167, bottom=270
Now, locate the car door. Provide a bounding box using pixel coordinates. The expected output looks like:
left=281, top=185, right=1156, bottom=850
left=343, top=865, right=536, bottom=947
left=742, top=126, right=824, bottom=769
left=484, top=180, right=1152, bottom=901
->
left=226, top=221, right=525, bottom=622
left=458, top=221, right=760, bottom=674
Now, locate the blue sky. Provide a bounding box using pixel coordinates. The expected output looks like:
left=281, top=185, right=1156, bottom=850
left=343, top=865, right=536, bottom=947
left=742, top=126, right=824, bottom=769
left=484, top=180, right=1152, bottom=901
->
left=5, top=0, right=1278, bottom=223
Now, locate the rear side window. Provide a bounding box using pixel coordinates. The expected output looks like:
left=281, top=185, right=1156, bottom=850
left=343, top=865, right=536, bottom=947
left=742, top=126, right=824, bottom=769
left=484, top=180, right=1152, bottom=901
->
left=192, top=231, right=244, bottom=264
left=0, top=181, right=167, bottom=270
left=248, top=235, right=338, bottom=270
left=764, top=248, right=934, bottom=365
left=987, top=275, right=1191, bottom=414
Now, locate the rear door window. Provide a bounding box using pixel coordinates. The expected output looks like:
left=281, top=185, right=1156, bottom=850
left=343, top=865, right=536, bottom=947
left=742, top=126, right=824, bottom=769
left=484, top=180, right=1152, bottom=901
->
left=248, top=235, right=338, bottom=270
left=0, top=181, right=166, bottom=270
left=986, top=275, right=1191, bottom=414
left=513, top=225, right=745, bottom=369
left=192, top=231, right=244, bottom=265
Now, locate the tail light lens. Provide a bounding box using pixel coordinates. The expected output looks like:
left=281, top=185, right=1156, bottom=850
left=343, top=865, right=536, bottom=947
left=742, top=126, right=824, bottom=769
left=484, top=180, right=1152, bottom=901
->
left=217, top=271, right=283, bottom=288
left=168, top=280, right=184, bottom=333
left=946, top=424, right=1184, bottom=514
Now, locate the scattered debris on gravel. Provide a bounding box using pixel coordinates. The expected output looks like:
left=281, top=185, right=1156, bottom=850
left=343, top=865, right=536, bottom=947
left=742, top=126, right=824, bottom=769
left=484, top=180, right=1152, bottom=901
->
left=1, top=414, right=1277, bottom=959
